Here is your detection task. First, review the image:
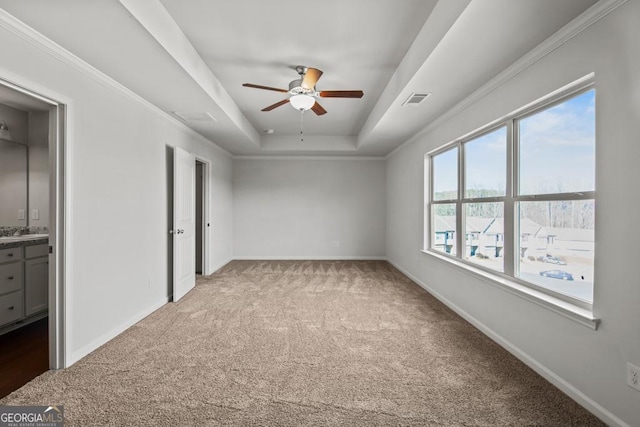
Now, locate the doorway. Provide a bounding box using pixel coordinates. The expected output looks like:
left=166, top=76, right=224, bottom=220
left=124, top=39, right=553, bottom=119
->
left=196, top=160, right=206, bottom=275
left=0, top=77, right=66, bottom=390
left=195, top=158, right=211, bottom=276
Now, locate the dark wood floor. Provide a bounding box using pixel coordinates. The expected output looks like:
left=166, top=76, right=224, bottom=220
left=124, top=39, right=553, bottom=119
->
left=0, top=318, right=49, bottom=398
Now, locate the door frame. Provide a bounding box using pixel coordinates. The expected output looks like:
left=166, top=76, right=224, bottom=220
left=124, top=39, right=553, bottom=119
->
left=0, top=73, right=69, bottom=369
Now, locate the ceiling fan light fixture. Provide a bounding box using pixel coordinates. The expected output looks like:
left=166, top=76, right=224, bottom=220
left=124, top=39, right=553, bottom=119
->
left=244, top=66, right=363, bottom=115
left=289, top=94, right=315, bottom=111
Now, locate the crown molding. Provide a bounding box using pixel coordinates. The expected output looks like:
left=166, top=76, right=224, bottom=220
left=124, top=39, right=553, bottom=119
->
left=232, top=155, right=385, bottom=161
left=117, top=0, right=260, bottom=148
left=0, top=8, right=231, bottom=158
left=386, top=0, right=628, bottom=160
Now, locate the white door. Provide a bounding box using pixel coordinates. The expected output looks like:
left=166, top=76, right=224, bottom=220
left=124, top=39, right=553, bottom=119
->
left=173, top=147, right=196, bottom=301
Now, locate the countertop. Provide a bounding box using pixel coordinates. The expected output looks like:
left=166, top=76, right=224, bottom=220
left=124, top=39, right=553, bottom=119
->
left=0, top=234, right=49, bottom=249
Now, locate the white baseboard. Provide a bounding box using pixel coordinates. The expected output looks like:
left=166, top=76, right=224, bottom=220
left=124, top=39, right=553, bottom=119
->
left=206, top=257, right=233, bottom=275
left=232, top=256, right=388, bottom=261
left=67, top=257, right=382, bottom=366
left=62, top=256, right=626, bottom=425
left=386, top=258, right=628, bottom=427
left=69, top=258, right=233, bottom=365
left=68, top=297, right=169, bottom=367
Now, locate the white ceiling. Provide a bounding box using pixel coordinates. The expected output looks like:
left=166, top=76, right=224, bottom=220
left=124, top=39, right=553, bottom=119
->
left=0, top=0, right=598, bottom=156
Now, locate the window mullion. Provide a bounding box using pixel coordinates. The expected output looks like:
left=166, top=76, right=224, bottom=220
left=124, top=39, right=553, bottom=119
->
left=457, top=142, right=465, bottom=258
left=504, top=119, right=516, bottom=277
left=425, top=154, right=432, bottom=251
left=515, top=191, right=596, bottom=202
left=461, top=196, right=505, bottom=204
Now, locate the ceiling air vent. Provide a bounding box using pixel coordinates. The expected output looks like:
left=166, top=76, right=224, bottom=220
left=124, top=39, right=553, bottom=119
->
left=173, top=111, right=217, bottom=123
left=402, top=92, right=431, bottom=107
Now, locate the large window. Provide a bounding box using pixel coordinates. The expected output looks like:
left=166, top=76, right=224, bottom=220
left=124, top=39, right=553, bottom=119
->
left=427, top=85, right=595, bottom=307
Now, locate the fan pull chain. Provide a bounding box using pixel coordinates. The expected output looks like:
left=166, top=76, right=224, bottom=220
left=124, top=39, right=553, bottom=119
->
left=300, top=109, right=304, bottom=142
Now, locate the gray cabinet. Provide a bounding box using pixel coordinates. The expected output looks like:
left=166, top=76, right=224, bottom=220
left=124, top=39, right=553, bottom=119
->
left=0, top=246, right=24, bottom=327
left=25, top=249, right=48, bottom=316
left=0, top=291, right=23, bottom=326
left=0, top=241, right=48, bottom=331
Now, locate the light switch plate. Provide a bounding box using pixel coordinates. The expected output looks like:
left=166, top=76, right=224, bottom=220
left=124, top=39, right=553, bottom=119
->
left=31, top=209, right=39, bottom=220
left=628, top=363, right=640, bottom=392
left=18, top=209, right=25, bottom=220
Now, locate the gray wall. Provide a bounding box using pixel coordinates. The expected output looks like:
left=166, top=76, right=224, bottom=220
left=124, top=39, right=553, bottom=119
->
left=386, top=2, right=640, bottom=426
left=0, top=21, right=234, bottom=365
left=233, top=158, right=386, bottom=259
left=0, top=103, right=28, bottom=226
left=27, top=110, right=49, bottom=227
left=2, top=2, right=638, bottom=425
left=0, top=106, right=49, bottom=228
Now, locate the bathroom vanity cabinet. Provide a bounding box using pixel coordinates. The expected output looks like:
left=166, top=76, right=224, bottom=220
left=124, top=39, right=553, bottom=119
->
left=0, top=238, right=48, bottom=332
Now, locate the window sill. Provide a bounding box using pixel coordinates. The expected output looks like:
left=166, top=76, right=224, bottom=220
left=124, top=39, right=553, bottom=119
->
left=420, top=249, right=600, bottom=330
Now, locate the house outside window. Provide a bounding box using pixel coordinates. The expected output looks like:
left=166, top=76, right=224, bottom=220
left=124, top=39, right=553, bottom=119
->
left=427, top=82, right=595, bottom=308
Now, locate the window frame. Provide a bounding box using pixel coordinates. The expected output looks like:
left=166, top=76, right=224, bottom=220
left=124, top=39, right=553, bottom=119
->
left=426, top=79, right=595, bottom=312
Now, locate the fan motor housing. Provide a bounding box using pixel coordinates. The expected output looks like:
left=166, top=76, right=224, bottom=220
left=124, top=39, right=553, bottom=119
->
left=288, top=79, right=314, bottom=95
left=288, top=79, right=302, bottom=91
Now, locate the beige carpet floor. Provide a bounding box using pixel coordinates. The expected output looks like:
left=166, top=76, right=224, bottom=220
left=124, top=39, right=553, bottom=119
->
left=1, top=260, right=604, bottom=426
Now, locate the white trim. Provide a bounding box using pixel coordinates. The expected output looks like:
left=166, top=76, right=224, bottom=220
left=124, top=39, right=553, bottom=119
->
left=0, top=8, right=232, bottom=159
left=207, top=258, right=233, bottom=275
left=423, top=73, right=595, bottom=159
left=421, top=250, right=598, bottom=328
left=57, top=102, right=70, bottom=369
left=233, top=256, right=388, bottom=261
left=424, top=79, right=597, bottom=315
left=386, top=0, right=628, bottom=160
left=68, top=297, right=169, bottom=366
left=232, top=155, right=385, bottom=161
left=0, top=68, right=74, bottom=112
left=0, top=70, right=73, bottom=370
left=387, top=258, right=629, bottom=427
left=117, top=0, right=260, bottom=147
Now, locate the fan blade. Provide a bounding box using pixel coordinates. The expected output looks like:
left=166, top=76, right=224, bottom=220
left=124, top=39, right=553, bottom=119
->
left=311, top=101, right=327, bottom=116
left=261, top=99, right=290, bottom=111
left=243, top=83, right=288, bottom=93
left=301, top=68, right=323, bottom=89
left=319, top=90, right=364, bottom=98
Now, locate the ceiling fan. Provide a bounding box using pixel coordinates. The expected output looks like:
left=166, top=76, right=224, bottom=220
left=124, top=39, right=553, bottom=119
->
left=242, top=66, right=364, bottom=116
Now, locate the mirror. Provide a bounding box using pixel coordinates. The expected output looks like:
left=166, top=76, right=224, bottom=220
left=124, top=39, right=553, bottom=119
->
left=0, top=138, right=27, bottom=227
